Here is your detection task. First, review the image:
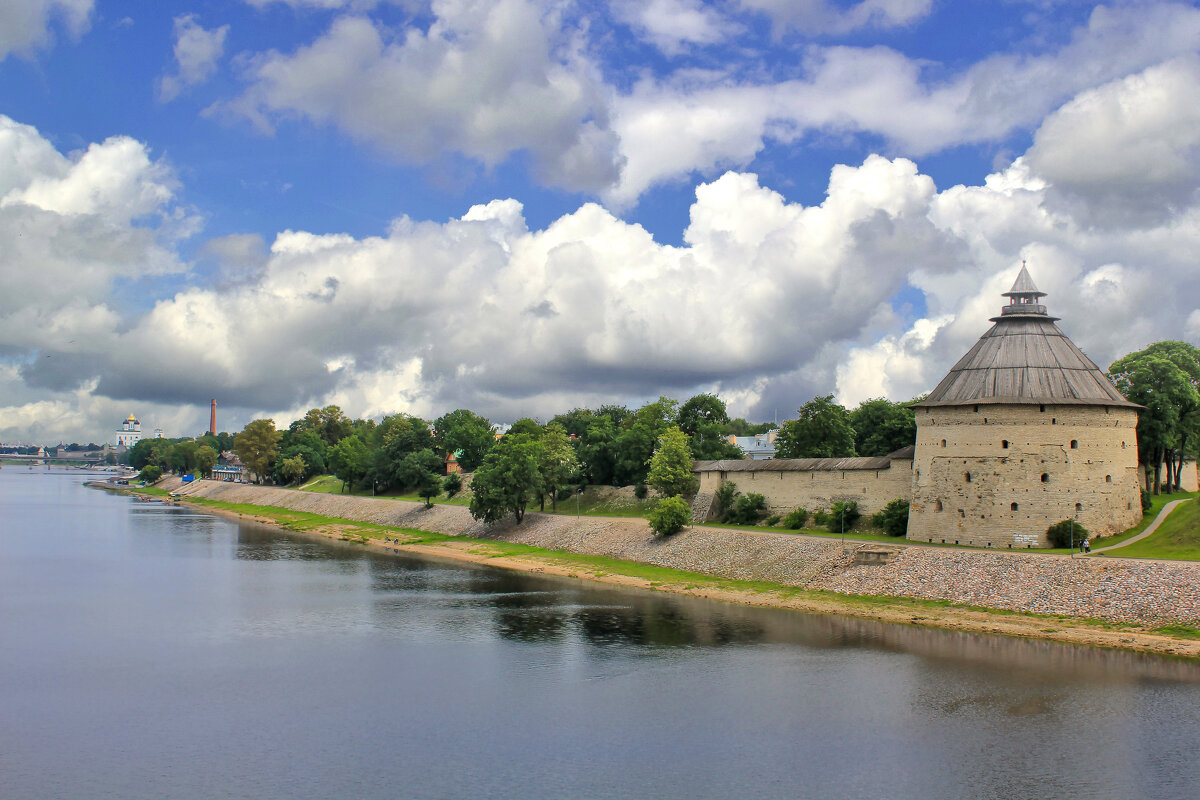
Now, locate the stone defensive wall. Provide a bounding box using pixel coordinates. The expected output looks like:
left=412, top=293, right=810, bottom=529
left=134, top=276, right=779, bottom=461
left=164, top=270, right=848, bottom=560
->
left=910, top=403, right=1143, bottom=547
left=693, top=448, right=915, bottom=518
left=167, top=478, right=1200, bottom=627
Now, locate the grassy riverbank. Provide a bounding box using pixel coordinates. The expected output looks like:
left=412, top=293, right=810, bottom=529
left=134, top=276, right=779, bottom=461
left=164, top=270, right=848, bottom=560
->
left=1114, top=498, right=1200, bottom=560
left=164, top=491, right=1200, bottom=659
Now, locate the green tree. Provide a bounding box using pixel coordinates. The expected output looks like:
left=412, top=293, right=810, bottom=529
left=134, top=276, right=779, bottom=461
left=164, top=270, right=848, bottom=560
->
left=468, top=434, right=543, bottom=523
left=1046, top=519, right=1088, bottom=549
left=296, top=405, right=354, bottom=448
left=138, top=465, right=162, bottom=483
left=648, top=495, right=691, bottom=536
left=508, top=417, right=543, bottom=437
left=279, top=454, right=308, bottom=485
left=849, top=398, right=917, bottom=457
left=327, top=433, right=370, bottom=492
left=195, top=444, right=218, bottom=478
left=432, top=409, right=495, bottom=472
left=1110, top=345, right=1200, bottom=493
left=725, top=418, right=777, bottom=437
left=579, top=415, right=619, bottom=485
left=167, top=440, right=199, bottom=475
left=443, top=471, right=463, bottom=498
left=274, top=429, right=327, bottom=483
left=775, top=395, right=856, bottom=459
left=538, top=423, right=578, bottom=511
left=647, top=426, right=699, bottom=498
left=611, top=396, right=679, bottom=486
left=396, top=448, right=444, bottom=506
left=678, top=393, right=729, bottom=436
left=870, top=499, right=910, bottom=536
left=549, top=407, right=595, bottom=439
left=233, top=419, right=282, bottom=484
left=824, top=500, right=860, bottom=533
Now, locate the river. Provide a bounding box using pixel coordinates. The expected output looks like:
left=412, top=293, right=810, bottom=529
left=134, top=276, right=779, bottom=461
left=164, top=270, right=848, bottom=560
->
left=2, top=469, right=1199, bottom=799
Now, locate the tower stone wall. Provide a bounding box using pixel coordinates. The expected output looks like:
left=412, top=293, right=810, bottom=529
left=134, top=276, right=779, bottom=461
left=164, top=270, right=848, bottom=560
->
left=907, top=404, right=1142, bottom=547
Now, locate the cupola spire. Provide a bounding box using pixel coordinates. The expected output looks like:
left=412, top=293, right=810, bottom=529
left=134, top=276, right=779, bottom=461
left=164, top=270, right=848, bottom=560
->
left=997, top=262, right=1051, bottom=319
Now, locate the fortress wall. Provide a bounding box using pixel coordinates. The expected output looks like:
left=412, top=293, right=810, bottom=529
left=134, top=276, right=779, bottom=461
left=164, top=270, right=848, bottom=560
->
left=697, top=458, right=912, bottom=517
left=908, top=404, right=1142, bottom=548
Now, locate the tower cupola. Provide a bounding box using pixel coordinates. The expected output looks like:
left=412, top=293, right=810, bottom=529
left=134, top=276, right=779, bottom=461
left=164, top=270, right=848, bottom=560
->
left=997, top=262, right=1053, bottom=319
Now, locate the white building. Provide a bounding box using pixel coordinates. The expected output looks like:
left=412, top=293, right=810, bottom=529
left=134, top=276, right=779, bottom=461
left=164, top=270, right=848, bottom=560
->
left=115, top=414, right=142, bottom=449
left=728, top=431, right=777, bottom=460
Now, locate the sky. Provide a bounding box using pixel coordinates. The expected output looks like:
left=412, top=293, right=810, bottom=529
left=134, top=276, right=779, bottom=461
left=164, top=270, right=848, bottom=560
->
left=2, top=0, right=1200, bottom=445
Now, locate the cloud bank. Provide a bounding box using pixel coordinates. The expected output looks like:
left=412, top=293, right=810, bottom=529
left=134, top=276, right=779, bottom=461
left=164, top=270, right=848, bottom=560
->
left=6, top=48, right=1200, bottom=442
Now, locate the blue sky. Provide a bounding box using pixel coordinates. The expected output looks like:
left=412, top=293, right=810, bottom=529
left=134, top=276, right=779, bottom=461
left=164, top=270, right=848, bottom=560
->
left=2, top=0, right=1200, bottom=443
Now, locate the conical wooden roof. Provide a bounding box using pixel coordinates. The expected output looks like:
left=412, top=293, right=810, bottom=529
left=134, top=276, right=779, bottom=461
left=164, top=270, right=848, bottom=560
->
left=915, top=269, right=1139, bottom=408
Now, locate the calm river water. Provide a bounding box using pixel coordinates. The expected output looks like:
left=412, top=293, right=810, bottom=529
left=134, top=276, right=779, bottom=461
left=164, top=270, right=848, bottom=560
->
left=3, top=470, right=1200, bottom=799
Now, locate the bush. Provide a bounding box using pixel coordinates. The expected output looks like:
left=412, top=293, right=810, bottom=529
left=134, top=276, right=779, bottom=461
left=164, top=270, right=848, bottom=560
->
left=812, top=510, right=829, bottom=527
left=731, top=492, right=767, bottom=525
left=556, top=486, right=573, bottom=501
left=782, top=508, right=808, bottom=529
left=442, top=472, right=463, bottom=498
left=649, top=495, right=691, bottom=536
left=870, top=499, right=910, bottom=536
left=138, top=465, right=163, bottom=483
left=824, top=500, right=860, bottom=532
left=634, top=483, right=649, bottom=500
left=1141, top=488, right=1152, bottom=512
left=764, top=515, right=781, bottom=526
left=714, top=481, right=738, bottom=521
left=1046, top=519, right=1089, bottom=548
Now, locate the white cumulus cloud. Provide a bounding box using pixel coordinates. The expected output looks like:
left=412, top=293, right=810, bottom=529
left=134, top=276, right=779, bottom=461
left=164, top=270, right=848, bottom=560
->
left=159, top=14, right=230, bottom=102
left=225, top=1, right=623, bottom=192
left=0, top=0, right=91, bottom=60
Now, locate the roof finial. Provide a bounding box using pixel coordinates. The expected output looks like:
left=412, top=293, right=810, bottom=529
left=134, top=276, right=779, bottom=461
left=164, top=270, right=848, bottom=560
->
left=1002, top=262, right=1046, bottom=299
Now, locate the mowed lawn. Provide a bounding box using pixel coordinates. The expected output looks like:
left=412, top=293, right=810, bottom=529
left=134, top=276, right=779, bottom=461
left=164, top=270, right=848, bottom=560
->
left=1111, top=497, right=1200, bottom=560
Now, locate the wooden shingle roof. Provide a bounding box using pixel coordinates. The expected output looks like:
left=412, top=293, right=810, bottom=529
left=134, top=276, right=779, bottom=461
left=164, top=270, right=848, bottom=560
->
left=915, top=269, right=1139, bottom=409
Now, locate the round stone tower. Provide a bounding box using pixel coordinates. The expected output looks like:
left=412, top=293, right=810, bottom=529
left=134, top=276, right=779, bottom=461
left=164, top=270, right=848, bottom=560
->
left=907, top=266, right=1142, bottom=548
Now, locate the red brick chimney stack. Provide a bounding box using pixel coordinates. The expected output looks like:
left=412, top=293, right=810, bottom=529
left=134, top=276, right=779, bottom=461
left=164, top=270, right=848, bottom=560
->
left=209, top=399, right=217, bottom=436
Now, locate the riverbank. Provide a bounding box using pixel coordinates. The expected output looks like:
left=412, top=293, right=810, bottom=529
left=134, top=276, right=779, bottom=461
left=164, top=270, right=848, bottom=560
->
left=148, top=478, right=1200, bottom=658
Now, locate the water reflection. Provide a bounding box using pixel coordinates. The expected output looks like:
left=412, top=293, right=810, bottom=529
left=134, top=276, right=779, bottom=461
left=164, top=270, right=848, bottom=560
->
left=6, top=472, right=1200, bottom=800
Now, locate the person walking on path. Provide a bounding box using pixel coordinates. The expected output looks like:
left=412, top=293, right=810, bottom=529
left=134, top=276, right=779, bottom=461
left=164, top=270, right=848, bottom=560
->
left=1082, top=538, right=1090, bottom=554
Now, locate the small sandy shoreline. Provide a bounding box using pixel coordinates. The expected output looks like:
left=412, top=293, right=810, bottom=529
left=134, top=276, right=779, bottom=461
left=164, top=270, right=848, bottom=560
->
left=183, top=497, right=1200, bottom=661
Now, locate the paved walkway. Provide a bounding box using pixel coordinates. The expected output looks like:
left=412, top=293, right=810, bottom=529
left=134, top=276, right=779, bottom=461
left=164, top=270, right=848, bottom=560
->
left=1089, top=498, right=1193, bottom=554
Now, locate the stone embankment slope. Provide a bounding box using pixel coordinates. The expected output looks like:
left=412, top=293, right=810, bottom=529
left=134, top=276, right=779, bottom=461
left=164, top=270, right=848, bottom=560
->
left=174, top=480, right=1200, bottom=626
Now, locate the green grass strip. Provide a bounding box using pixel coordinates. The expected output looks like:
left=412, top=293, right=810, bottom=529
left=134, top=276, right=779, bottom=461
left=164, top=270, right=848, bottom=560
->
left=161, top=492, right=1192, bottom=640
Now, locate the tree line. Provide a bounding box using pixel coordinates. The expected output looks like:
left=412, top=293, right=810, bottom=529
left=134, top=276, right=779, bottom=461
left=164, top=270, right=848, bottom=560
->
left=1109, top=340, right=1200, bottom=494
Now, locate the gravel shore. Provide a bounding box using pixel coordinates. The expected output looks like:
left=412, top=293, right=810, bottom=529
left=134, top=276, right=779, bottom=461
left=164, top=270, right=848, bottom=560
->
left=174, top=479, right=1200, bottom=626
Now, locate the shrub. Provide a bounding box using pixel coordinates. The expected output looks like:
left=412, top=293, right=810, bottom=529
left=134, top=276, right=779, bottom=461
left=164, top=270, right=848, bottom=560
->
left=649, top=495, right=691, bottom=536
left=870, top=499, right=910, bottom=536
left=556, top=486, right=573, bottom=501
left=782, top=508, right=808, bottom=529
left=442, top=472, right=463, bottom=498
left=1046, top=519, right=1089, bottom=548
left=634, top=482, right=649, bottom=500
left=764, top=515, right=781, bottom=526
left=1141, top=488, right=1152, bottom=512
left=824, top=500, right=860, bottom=532
left=732, top=492, right=767, bottom=525
left=714, top=481, right=738, bottom=521
left=812, top=510, right=829, bottom=527
left=138, top=465, right=163, bottom=483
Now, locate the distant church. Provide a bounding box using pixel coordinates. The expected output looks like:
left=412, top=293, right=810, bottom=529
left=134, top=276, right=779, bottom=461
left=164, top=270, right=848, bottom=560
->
left=115, top=414, right=142, bottom=450
left=693, top=265, right=1143, bottom=547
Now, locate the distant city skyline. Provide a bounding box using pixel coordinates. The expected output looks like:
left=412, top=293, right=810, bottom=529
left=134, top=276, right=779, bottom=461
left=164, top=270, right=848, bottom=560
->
left=3, top=1, right=1200, bottom=443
